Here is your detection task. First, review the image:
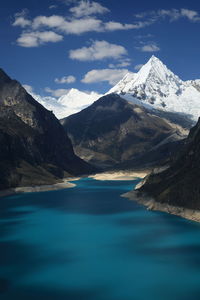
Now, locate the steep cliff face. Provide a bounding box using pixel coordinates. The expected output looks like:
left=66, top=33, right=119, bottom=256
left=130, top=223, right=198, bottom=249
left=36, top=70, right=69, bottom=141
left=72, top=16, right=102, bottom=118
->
left=61, top=94, right=187, bottom=169
left=0, top=69, right=94, bottom=190
left=138, top=118, right=200, bottom=210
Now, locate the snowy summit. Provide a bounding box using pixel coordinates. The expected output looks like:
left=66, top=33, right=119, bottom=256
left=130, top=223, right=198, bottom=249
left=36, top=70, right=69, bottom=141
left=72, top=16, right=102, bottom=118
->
left=25, top=88, right=103, bottom=119
left=108, top=55, right=200, bottom=121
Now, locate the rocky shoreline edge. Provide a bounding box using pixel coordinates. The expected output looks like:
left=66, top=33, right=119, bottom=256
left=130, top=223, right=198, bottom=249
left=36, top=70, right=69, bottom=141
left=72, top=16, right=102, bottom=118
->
left=0, top=178, right=79, bottom=198
left=123, top=189, right=200, bottom=223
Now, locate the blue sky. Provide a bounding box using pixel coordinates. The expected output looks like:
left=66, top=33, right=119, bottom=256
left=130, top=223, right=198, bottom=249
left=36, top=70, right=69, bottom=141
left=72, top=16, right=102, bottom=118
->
left=1, top=0, right=200, bottom=97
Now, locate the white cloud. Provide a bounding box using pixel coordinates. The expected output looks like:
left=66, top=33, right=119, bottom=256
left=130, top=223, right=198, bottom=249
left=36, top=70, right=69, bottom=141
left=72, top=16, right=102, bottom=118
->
left=157, top=8, right=200, bottom=22
left=69, top=1, right=109, bottom=18
left=13, top=17, right=31, bottom=27
left=16, top=31, right=63, bottom=47
left=81, top=68, right=129, bottom=85
left=55, top=75, right=76, bottom=84
left=32, top=15, right=104, bottom=34
left=135, top=8, right=200, bottom=24
left=13, top=10, right=31, bottom=27
left=45, top=87, right=69, bottom=97
left=14, top=13, right=150, bottom=37
left=104, top=21, right=148, bottom=31
left=23, top=84, right=68, bottom=99
left=139, top=43, right=160, bottom=52
left=32, top=15, right=65, bottom=29
left=62, top=18, right=103, bottom=34
left=13, top=7, right=200, bottom=48
left=12, top=6, right=154, bottom=35
left=109, top=58, right=131, bottom=68
left=180, top=8, right=200, bottom=21
left=69, top=40, right=127, bottom=61
left=134, top=64, right=143, bottom=71
left=49, top=5, right=58, bottom=9
left=59, top=18, right=144, bottom=34
left=135, top=34, right=154, bottom=39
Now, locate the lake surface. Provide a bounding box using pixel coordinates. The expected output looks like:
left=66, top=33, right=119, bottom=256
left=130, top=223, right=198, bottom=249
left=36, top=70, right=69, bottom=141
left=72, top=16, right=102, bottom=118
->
left=1, top=178, right=200, bottom=300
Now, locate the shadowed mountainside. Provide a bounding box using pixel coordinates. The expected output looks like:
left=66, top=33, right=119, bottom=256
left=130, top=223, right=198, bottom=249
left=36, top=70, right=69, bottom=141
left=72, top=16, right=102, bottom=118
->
left=138, top=117, right=200, bottom=210
left=61, top=94, right=189, bottom=170
left=0, top=68, right=95, bottom=190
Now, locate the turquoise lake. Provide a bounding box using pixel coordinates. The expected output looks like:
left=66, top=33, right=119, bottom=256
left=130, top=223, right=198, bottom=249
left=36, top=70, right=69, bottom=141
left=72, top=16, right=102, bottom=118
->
left=1, top=178, right=200, bottom=300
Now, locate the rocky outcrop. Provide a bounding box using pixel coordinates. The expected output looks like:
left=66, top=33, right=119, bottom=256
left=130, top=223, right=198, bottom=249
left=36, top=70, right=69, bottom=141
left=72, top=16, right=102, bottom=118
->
left=137, top=117, right=200, bottom=211
left=0, top=69, right=94, bottom=190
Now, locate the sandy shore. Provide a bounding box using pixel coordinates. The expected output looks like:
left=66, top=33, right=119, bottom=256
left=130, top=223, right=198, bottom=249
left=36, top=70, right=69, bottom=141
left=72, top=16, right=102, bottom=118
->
left=0, top=178, right=78, bottom=198
left=89, top=170, right=150, bottom=181
left=123, top=190, right=200, bottom=223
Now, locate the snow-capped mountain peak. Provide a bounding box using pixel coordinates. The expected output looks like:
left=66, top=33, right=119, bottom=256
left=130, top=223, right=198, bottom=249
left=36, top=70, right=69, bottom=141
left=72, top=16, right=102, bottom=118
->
left=135, top=55, right=181, bottom=85
left=108, top=56, right=200, bottom=121
left=58, top=88, right=102, bottom=109
left=24, top=87, right=102, bottom=119
left=109, top=55, right=183, bottom=98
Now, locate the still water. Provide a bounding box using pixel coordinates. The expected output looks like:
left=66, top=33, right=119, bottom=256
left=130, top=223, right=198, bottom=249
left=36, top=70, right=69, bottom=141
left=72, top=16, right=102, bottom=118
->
left=1, top=178, right=200, bottom=300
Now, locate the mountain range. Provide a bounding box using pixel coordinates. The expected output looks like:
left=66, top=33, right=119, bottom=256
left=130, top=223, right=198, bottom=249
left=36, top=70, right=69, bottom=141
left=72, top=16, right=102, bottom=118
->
left=1, top=55, right=200, bottom=219
left=31, top=56, right=200, bottom=122
left=57, top=56, right=200, bottom=171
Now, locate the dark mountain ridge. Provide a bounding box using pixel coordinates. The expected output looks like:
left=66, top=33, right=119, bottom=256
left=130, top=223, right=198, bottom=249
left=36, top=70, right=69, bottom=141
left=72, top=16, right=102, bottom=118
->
left=0, top=68, right=94, bottom=190
left=61, top=94, right=189, bottom=170
left=137, top=117, right=200, bottom=211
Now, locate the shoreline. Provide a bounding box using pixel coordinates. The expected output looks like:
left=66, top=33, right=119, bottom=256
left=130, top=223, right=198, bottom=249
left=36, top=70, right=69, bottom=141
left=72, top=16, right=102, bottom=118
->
left=0, top=170, right=149, bottom=198
left=2, top=169, right=200, bottom=223
left=0, top=178, right=79, bottom=198
left=89, top=170, right=150, bottom=181
left=123, top=190, right=200, bottom=223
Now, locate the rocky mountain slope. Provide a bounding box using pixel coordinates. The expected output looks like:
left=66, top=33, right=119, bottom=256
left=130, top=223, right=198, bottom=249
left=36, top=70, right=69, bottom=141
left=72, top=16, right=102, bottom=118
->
left=61, top=94, right=189, bottom=169
left=108, top=56, right=200, bottom=121
left=0, top=68, right=94, bottom=190
left=136, top=117, right=200, bottom=212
